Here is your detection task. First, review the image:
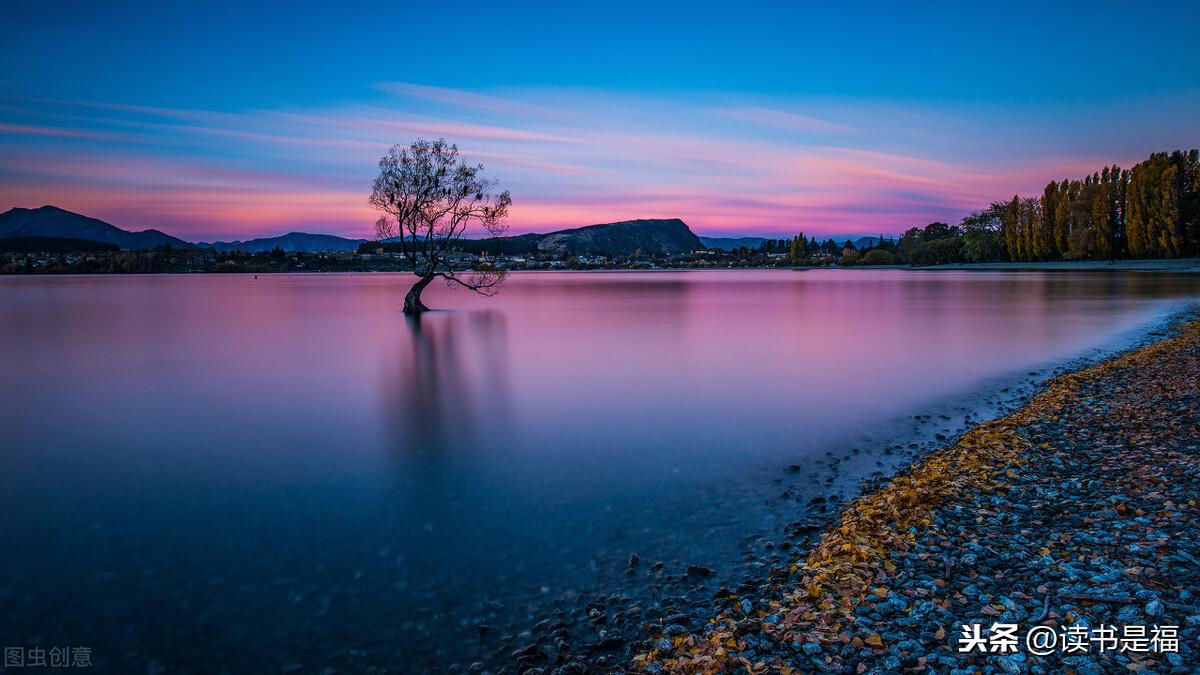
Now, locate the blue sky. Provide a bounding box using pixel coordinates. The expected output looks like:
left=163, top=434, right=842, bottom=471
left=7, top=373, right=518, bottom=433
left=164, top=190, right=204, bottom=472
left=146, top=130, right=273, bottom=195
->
left=2, top=0, right=1198, bottom=239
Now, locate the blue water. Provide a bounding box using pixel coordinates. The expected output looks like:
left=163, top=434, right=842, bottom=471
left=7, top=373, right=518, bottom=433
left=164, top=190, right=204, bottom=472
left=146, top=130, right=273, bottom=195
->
left=1, top=270, right=1197, bottom=671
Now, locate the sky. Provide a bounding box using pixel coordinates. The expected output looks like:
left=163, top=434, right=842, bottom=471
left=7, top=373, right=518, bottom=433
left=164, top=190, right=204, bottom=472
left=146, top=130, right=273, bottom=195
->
left=1, top=0, right=1198, bottom=241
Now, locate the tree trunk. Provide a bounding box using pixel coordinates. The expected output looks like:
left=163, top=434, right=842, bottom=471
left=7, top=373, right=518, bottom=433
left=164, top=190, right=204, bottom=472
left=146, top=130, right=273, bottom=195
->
left=403, top=274, right=435, bottom=314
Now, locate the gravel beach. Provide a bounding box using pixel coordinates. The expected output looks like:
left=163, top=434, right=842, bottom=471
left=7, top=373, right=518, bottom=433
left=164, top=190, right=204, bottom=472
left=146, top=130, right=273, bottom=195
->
left=614, top=316, right=1200, bottom=675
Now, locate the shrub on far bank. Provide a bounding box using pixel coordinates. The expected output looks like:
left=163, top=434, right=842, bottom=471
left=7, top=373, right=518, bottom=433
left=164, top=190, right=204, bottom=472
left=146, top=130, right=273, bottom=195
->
left=837, top=249, right=862, bottom=266
left=906, top=237, right=965, bottom=266
left=858, top=249, right=895, bottom=265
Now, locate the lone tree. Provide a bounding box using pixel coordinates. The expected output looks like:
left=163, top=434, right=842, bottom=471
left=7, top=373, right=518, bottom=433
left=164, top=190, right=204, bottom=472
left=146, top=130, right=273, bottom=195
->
left=370, top=138, right=512, bottom=314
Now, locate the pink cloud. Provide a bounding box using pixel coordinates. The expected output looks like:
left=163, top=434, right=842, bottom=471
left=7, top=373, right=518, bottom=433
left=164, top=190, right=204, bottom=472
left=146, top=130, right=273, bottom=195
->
left=5, top=86, right=1190, bottom=241
left=0, top=182, right=375, bottom=241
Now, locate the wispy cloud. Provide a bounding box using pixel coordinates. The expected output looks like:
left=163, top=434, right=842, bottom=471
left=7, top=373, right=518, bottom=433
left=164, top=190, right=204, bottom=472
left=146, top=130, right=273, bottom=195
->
left=0, top=122, right=134, bottom=142
left=713, top=106, right=855, bottom=134
left=376, top=82, right=569, bottom=121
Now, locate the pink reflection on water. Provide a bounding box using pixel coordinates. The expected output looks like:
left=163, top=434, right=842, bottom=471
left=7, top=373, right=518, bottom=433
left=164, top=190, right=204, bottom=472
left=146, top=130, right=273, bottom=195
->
left=0, top=269, right=1195, bottom=489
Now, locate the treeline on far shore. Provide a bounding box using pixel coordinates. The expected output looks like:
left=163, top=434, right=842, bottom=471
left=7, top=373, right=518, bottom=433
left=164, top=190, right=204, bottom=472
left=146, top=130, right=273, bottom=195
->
left=1005, top=149, right=1199, bottom=261
left=0, top=247, right=393, bottom=274
left=785, top=148, right=1200, bottom=267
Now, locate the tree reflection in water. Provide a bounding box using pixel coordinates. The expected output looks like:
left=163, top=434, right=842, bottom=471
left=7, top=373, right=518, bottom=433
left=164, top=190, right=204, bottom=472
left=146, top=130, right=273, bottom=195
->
left=380, top=309, right=514, bottom=463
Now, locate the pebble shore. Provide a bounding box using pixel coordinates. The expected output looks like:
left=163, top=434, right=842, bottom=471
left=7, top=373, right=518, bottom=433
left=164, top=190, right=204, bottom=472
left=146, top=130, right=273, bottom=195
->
left=620, top=316, right=1200, bottom=674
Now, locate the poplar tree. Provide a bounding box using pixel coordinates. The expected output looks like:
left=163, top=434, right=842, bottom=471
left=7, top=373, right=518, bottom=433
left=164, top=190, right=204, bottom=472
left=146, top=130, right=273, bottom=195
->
left=1053, top=179, right=1075, bottom=254
left=1002, top=196, right=1021, bottom=261
left=1041, top=181, right=1060, bottom=259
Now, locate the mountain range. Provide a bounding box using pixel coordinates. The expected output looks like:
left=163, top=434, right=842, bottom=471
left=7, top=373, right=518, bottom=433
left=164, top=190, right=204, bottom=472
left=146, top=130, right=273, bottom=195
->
left=0, top=206, right=194, bottom=250
left=0, top=206, right=367, bottom=253
left=698, top=236, right=767, bottom=250
left=197, top=232, right=366, bottom=253
left=0, top=205, right=883, bottom=256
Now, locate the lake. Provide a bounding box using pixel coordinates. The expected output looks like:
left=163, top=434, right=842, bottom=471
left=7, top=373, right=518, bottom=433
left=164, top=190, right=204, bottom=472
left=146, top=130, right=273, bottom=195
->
left=2, top=269, right=1198, bottom=671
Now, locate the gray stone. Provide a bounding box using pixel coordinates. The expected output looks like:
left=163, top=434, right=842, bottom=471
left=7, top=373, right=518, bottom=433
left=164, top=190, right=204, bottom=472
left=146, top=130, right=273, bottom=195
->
left=995, top=652, right=1026, bottom=674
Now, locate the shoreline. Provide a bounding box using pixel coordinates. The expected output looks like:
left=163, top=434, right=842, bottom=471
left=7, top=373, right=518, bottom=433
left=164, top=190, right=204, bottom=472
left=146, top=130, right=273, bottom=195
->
left=486, top=306, right=1198, bottom=675
left=3, top=257, right=1199, bottom=278
left=476, top=321, right=1157, bottom=674
left=904, top=259, right=1200, bottom=273
left=632, top=310, right=1200, bottom=674
left=505, top=260, right=1200, bottom=274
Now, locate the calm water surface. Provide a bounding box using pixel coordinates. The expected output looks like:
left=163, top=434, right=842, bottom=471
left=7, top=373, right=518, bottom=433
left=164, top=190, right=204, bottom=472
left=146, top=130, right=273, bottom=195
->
left=1, top=270, right=1197, bottom=671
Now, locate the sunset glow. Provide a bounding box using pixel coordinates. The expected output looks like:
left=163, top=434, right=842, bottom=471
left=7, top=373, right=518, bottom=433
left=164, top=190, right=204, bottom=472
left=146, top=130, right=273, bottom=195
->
left=2, top=2, right=1198, bottom=241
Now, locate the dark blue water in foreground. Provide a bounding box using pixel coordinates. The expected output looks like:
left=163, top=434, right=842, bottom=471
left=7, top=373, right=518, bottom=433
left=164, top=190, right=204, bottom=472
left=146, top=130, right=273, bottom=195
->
left=1, top=270, right=1198, bottom=672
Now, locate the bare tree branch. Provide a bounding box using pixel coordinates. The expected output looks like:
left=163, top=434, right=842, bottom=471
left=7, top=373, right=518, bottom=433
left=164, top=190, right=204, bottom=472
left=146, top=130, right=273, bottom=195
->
left=437, top=269, right=506, bottom=296
left=369, top=138, right=511, bottom=313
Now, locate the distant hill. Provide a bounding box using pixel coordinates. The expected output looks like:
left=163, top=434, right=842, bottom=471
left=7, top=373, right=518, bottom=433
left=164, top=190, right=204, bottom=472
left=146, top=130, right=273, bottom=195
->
left=458, top=218, right=703, bottom=257
left=0, top=206, right=195, bottom=250
left=536, top=218, right=702, bottom=256
left=852, top=236, right=886, bottom=249
left=198, top=232, right=366, bottom=253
